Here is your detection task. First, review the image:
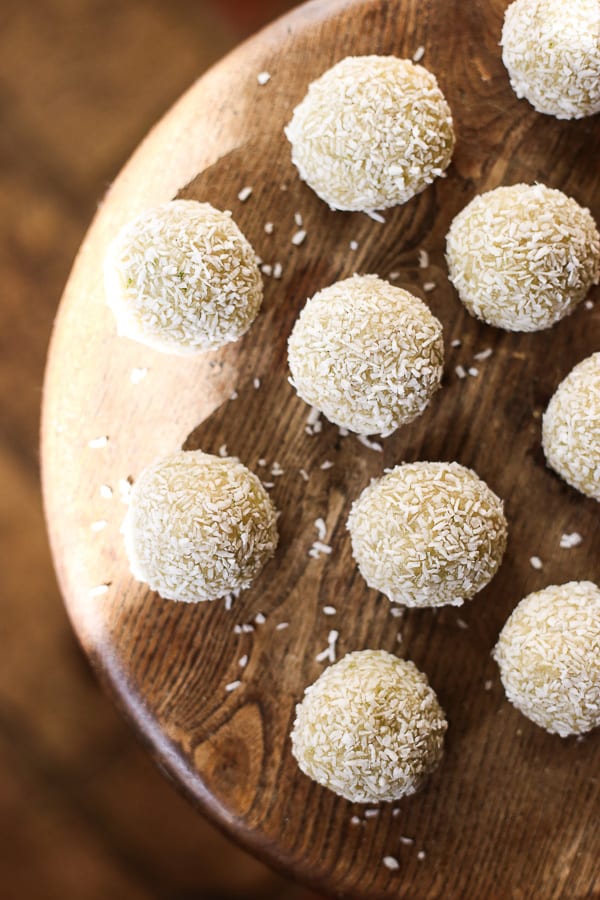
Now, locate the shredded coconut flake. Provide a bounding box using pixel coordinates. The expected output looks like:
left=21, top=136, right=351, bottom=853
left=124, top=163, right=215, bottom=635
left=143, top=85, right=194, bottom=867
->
left=225, top=680, right=241, bottom=692
left=291, top=229, right=307, bottom=246
left=314, top=517, right=327, bottom=540
left=237, top=186, right=253, bottom=202
left=315, top=629, right=339, bottom=662
left=309, top=541, right=333, bottom=559
left=90, top=520, right=107, bottom=533
left=257, top=71, right=271, bottom=85
left=412, top=45, right=425, bottom=63
left=560, top=532, right=583, bottom=549
left=89, top=436, right=108, bottom=449
left=529, top=556, right=543, bottom=570
left=130, top=367, right=148, bottom=384
left=88, top=584, right=110, bottom=598
left=357, top=434, right=384, bottom=452
left=99, top=484, right=113, bottom=499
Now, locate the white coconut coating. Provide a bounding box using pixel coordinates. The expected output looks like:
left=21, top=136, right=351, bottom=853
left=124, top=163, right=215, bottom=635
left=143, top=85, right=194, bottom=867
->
left=347, top=462, right=507, bottom=608
left=104, top=200, right=263, bottom=355
left=291, top=650, right=447, bottom=803
left=542, top=353, right=600, bottom=501
left=446, top=184, right=600, bottom=332
left=287, top=275, right=444, bottom=436
left=285, top=55, right=455, bottom=212
left=494, top=582, right=600, bottom=737
left=122, top=450, right=278, bottom=602
left=501, top=0, right=600, bottom=119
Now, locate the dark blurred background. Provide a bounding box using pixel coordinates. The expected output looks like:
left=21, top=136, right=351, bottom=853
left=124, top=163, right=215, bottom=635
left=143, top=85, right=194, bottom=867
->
left=0, top=1, right=331, bottom=897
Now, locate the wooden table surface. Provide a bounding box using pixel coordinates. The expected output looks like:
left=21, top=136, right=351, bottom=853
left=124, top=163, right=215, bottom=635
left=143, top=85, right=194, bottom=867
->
left=40, top=0, right=599, bottom=898
left=0, top=1, right=321, bottom=898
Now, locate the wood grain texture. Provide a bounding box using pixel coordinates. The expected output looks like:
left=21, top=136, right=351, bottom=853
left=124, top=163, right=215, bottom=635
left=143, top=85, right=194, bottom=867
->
left=42, top=0, right=600, bottom=897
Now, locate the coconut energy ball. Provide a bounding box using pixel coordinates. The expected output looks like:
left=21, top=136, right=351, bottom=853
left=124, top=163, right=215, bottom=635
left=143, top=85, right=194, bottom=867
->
left=122, top=450, right=278, bottom=602
left=285, top=55, right=455, bottom=212
left=104, top=200, right=263, bottom=355
left=347, top=462, right=507, bottom=607
left=542, top=352, right=600, bottom=500
left=494, top=582, right=600, bottom=737
left=288, top=275, right=444, bottom=436
left=291, top=650, right=447, bottom=803
left=501, top=0, right=600, bottom=119
left=446, top=184, right=600, bottom=332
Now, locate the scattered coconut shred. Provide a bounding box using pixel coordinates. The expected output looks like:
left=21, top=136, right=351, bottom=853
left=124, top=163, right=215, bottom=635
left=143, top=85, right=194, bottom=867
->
left=104, top=200, right=263, bottom=355
left=285, top=55, right=454, bottom=212
left=494, top=581, right=600, bottom=736
left=501, top=0, right=600, bottom=119
left=291, top=650, right=447, bottom=803
left=122, top=450, right=278, bottom=602
left=446, top=184, right=600, bottom=332
left=542, top=352, right=600, bottom=501
left=288, top=274, right=444, bottom=436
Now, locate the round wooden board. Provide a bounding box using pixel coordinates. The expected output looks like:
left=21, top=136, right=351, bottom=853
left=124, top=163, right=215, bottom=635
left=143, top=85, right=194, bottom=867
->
left=42, top=0, right=600, bottom=897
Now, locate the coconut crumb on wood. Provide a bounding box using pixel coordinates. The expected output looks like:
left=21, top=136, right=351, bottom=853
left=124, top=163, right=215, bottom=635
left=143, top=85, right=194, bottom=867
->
left=89, top=435, right=109, bottom=448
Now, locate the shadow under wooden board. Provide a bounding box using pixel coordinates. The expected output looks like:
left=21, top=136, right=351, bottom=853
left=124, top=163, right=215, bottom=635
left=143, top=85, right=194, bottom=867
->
left=42, top=0, right=600, bottom=897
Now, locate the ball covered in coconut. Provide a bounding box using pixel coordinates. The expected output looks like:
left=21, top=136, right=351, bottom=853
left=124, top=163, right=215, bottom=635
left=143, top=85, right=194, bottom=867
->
left=347, top=462, right=507, bottom=607
left=122, top=450, right=278, bottom=602
left=285, top=55, right=454, bottom=212
left=105, top=200, right=263, bottom=355
left=542, top=352, right=600, bottom=501
left=446, top=184, right=600, bottom=332
left=494, top=581, right=600, bottom=737
left=288, top=274, right=444, bottom=436
left=291, top=650, right=447, bottom=803
left=501, top=0, right=600, bottom=119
